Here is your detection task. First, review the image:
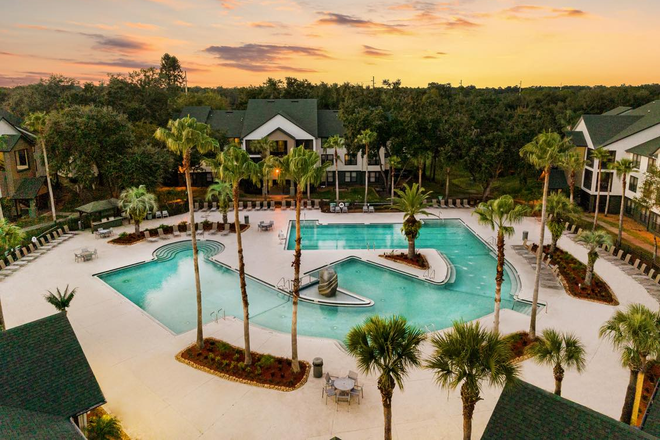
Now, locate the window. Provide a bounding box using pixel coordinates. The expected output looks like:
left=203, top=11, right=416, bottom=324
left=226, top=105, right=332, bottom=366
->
left=344, top=171, right=358, bottom=183
left=367, top=155, right=379, bottom=166
left=599, top=172, right=612, bottom=192
left=321, top=154, right=334, bottom=164
left=295, top=139, right=313, bottom=150
left=326, top=171, right=334, bottom=183
left=344, top=153, right=357, bottom=166
left=632, top=154, right=641, bottom=168
left=369, top=172, right=378, bottom=183
left=629, top=176, right=639, bottom=193
left=583, top=169, right=593, bottom=190
left=273, top=140, right=287, bottom=155
left=649, top=158, right=656, bottom=171
left=15, top=149, right=29, bottom=171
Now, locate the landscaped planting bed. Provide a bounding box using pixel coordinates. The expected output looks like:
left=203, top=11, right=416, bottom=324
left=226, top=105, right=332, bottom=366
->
left=503, top=331, right=537, bottom=362
left=380, top=252, right=430, bottom=270
left=109, top=221, right=249, bottom=245
left=176, top=338, right=309, bottom=391
left=636, top=362, right=660, bottom=426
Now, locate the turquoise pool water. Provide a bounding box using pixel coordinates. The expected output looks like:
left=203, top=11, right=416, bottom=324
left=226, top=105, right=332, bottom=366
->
left=98, top=220, right=518, bottom=340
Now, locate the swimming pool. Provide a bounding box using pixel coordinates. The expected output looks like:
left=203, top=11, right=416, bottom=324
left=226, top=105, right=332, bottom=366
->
left=97, top=219, right=520, bottom=340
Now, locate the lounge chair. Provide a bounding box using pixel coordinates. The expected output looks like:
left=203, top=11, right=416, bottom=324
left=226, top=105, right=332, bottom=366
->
left=31, top=243, right=48, bottom=255
left=656, top=274, right=660, bottom=284
left=173, top=227, right=181, bottom=237
left=369, top=206, right=375, bottom=213
left=456, top=199, right=464, bottom=208
left=238, top=201, right=245, bottom=211
left=0, top=260, right=20, bottom=273
left=202, top=202, right=210, bottom=212
left=254, top=201, right=261, bottom=211
left=270, top=201, right=275, bottom=211
left=155, top=211, right=162, bottom=219
left=291, top=200, right=296, bottom=210
left=363, top=205, right=369, bottom=213
left=306, top=200, right=312, bottom=210
left=8, top=254, right=28, bottom=267
left=158, top=228, right=170, bottom=240
left=21, top=247, right=40, bottom=262
left=39, top=237, right=56, bottom=250
left=196, top=223, right=205, bottom=237
left=282, top=200, right=288, bottom=210
left=245, top=201, right=252, bottom=211
left=194, top=202, right=200, bottom=212
left=440, top=199, right=447, bottom=208
left=144, top=231, right=159, bottom=243
left=314, top=199, right=321, bottom=210
left=448, top=199, right=455, bottom=208
left=162, top=210, right=169, bottom=218
left=63, top=225, right=79, bottom=236
left=342, top=206, right=348, bottom=213
left=209, top=222, right=219, bottom=235
left=210, top=202, right=218, bottom=212
left=49, top=233, right=64, bottom=245
left=186, top=224, right=192, bottom=236
left=221, top=223, right=230, bottom=236
left=463, top=199, right=469, bottom=207
left=432, top=199, right=438, bottom=208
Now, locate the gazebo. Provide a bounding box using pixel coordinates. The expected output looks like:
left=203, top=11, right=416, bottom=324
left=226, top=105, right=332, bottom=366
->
left=74, top=198, right=122, bottom=231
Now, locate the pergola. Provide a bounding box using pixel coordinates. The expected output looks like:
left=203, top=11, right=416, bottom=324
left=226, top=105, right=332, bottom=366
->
left=74, top=198, right=120, bottom=223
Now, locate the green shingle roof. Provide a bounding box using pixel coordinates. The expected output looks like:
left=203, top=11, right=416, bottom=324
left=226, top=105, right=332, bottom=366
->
left=0, top=109, right=22, bottom=126
left=642, top=381, right=660, bottom=437
left=566, top=130, right=587, bottom=147
left=241, top=99, right=319, bottom=138
left=75, top=198, right=119, bottom=214
left=318, top=110, right=344, bottom=138
left=0, top=313, right=105, bottom=439
left=482, top=380, right=656, bottom=440
left=180, top=106, right=212, bottom=123
left=603, top=106, right=633, bottom=115
left=582, top=114, right=643, bottom=148
left=605, top=101, right=660, bottom=146
left=207, top=110, right=246, bottom=138
left=11, top=177, right=45, bottom=200
left=627, top=136, right=660, bottom=158
left=0, top=134, right=21, bottom=152
left=549, top=168, right=569, bottom=191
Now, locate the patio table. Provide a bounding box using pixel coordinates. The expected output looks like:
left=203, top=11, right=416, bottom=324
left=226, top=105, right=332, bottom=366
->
left=333, top=377, right=355, bottom=393
left=75, top=250, right=95, bottom=262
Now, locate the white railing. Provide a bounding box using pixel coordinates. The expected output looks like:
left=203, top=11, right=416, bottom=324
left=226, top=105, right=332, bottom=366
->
left=210, top=308, right=226, bottom=323
left=423, top=267, right=436, bottom=280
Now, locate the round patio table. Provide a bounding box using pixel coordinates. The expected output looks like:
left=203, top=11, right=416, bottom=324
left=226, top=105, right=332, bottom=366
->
left=333, top=377, right=355, bottom=392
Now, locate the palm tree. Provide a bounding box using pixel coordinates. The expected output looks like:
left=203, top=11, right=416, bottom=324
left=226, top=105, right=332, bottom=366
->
left=322, top=135, right=343, bottom=203
left=539, top=193, right=581, bottom=253
left=576, top=229, right=612, bottom=286
left=250, top=136, right=277, bottom=200
left=560, top=150, right=585, bottom=204
left=391, top=183, right=433, bottom=260
left=610, top=159, right=638, bottom=248
left=44, top=285, right=77, bottom=313
left=520, top=131, right=572, bottom=339
left=277, top=145, right=329, bottom=372
left=426, top=320, right=519, bottom=440
left=85, top=414, right=123, bottom=440
left=24, top=112, right=57, bottom=221
left=473, top=195, right=529, bottom=332
left=591, top=147, right=612, bottom=230
left=215, top=144, right=261, bottom=365
left=600, top=304, right=660, bottom=424
left=206, top=179, right=232, bottom=225
left=118, top=185, right=158, bottom=234
left=357, top=129, right=377, bottom=207
left=526, top=329, right=586, bottom=396
left=345, top=315, right=425, bottom=440
left=389, top=155, right=402, bottom=205
left=154, top=116, right=219, bottom=350
left=0, top=219, right=24, bottom=331
left=0, top=136, right=5, bottom=220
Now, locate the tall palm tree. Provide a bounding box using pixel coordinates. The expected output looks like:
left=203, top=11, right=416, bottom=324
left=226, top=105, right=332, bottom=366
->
left=426, top=320, right=519, bottom=440
left=576, top=229, right=612, bottom=286
left=322, top=135, right=343, bottom=203
left=345, top=315, right=425, bottom=440
left=215, top=145, right=261, bottom=365
left=539, top=193, right=581, bottom=253
left=357, top=129, right=377, bottom=207
left=24, top=112, right=57, bottom=221
left=118, top=185, right=158, bottom=234
left=277, top=145, right=329, bottom=372
left=206, top=179, right=232, bottom=225
left=526, top=328, right=586, bottom=396
left=600, top=304, right=660, bottom=424
left=391, top=183, right=433, bottom=260
left=473, top=195, right=529, bottom=332
left=560, top=150, right=585, bottom=204
left=44, top=285, right=77, bottom=313
left=389, top=155, right=402, bottom=205
left=0, top=219, right=24, bottom=331
left=154, top=116, right=219, bottom=350
left=520, top=131, right=572, bottom=339
left=610, top=158, right=638, bottom=248
left=250, top=136, right=277, bottom=200
left=0, top=136, right=5, bottom=220
left=591, top=147, right=612, bottom=230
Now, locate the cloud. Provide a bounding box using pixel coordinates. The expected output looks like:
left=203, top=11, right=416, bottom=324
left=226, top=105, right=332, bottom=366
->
left=445, top=17, right=479, bottom=28
left=220, top=0, right=242, bottom=9
left=0, top=73, right=44, bottom=87
left=203, top=43, right=328, bottom=72
left=362, top=45, right=391, bottom=57
left=496, top=5, right=589, bottom=21
left=423, top=51, right=447, bottom=59
left=174, top=20, right=193, bottom=27
left=124, top=22, right=160, bottom=30
left=247, top=21, right=278, bottom=28
left=315, top=12, right=408, bottom=35
left=68, top=58, right=156, bottom=69
left=67, top=21, right=118, bottom=30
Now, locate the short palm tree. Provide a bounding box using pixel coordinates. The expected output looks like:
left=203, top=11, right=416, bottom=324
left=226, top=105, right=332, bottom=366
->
left=520, top=131, right=572, bottom=339
left=600, top=304, right=660, bottom=424
left=85, top=414, right=122, bottom=440
left=250, top=136, right=277, bottom=200
left=357, top=129, right=377, bottom=207
left=560, top=150, right=585, bottom=204
left=610, top=159, right=638, bottom=248
left=154, top=116, right=219, bottom=350
left=118, top=185, right=158, bottom=234
left=24, top=112, right=57, bottom=221
left=576, top=229, right=613, bottom=286
left=591, top=147, right=612, bottom=229
left=345, top=315, right=425, bottom=440
left=214, top=144, right=261, bottom=365
left=426, top=320, right=519, bottom=440
left=322, top=135, right=343, bottom=203
left=206, top=179, right=232, bottom=225
left=473, top=195, right=529, bottom=332
left=0, top=219, right=24, bottom=331
left=526, top=328, right=586, bottom=396
left=539, top=193, right=581, bottom=253
left=44, top=285, right=77, bottom=313
left=277, top=146, right=329, bottom=372
left=391, top=183, right=433, bottom=260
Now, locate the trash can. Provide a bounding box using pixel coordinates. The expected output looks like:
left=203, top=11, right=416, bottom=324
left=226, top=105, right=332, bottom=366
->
left=522, top=231, right=529, bottom=241
left=312, top=357, right=323, bottom=378
left=244, top=215, right=249, bottom=225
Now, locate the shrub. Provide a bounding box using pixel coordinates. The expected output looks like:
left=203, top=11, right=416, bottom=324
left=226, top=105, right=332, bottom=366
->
left=233, top=353, right=240, bottom=362
left=85, top=414, right=122, bottom=440
left=257, top=354, right=275, bottom=368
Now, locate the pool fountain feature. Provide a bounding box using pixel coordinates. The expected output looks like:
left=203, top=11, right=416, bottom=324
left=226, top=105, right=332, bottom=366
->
left=318, top=267, right=338, bottom=297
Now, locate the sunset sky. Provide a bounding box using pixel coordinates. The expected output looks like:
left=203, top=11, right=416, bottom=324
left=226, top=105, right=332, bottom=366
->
left=1, top=0, right=659, bottom=88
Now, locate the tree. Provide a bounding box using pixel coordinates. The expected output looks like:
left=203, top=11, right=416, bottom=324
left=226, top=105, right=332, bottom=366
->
left=250, top=137, right=277, bottom=200
left=600, top=304, right=660, bottom=424
left=24, top=112, right=57, bottom=221
left=118, top=185, right=158, bottom=234
left=85, top=414, right=122, bottom=440
left=277, top=146, right=329, bottom=372
left=214, top=145, right=261, bottom=365
left=576, top=230, right=613, bottom=286
left=426, top=321, right=519, bottom=440
left=391, top=183, right=433, bottom=260
left=159, top=53, right=186, bottom=91
left=357, top=129, right=377, bottom=206
left=154, top=116, right=219, bottom=350
left=345, top=315, right=425, bottom=440
left=526, top=329, right=586, bottom=396
left=388, top=155, right=402, bottom=205
left=540, top=193, right=581, bottom=253
left=172, top=91, right=229, bottom=112
left=560, top=150, right=585, bottom=204
left=591, top=148, right=612, bottom=229
left=322, top=135, right=343, bottom=203
left=206, top=179, right=232, bottom=225
left=44, top=285, right=77, bottom=313
left=636, top=165, right=660, bottom=262
left=610, top=159, right=638, bottom=247
left=473, top=195, right=529, bottom=332
left=0, top=219, right=24, bottom=331
left=520, top=131, right=572, bottom=339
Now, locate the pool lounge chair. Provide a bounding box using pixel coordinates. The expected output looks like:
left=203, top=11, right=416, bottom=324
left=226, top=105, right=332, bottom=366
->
left=20, top=247, right=40, bottom=262
left=456, top=199, right=464, bottom=208
left=463, top=199, right=469, bottom=208
left=155, top=211, right=162, bottom=219
left=186, top=224, right=192, bottom=236
left=342, top=206, right=348, bottom=213
left=0, top=260, right=20, bottom=273
left=196, top=223, right=205, bottom=237
left=270, top=201, right=275, bottom=210
left=162, top=210, right=169, bottom=218
left=211, top=202, right=218, bottom=212
left=291, top=200, right=296, bottom=210
left=282, top=200, right=288, bottom=210
left=363, top=205, right=369, bottom=213
left=247, top=201, right=254, bottom=211
left=39, top=237, right=56, bottom=250
left=158, top=228, right=170, bottom=240
left=194, top=202, right=200, bottom=212
left=369, top=206, right=375, bottom=213
left=209, top=222, right=219, bottom=235
left=440, top=199, right=447, bottom=208
left=221, top=223, right=230, bottom=236
left=314, top=199, right=321, bottom=210
left=448, top=199, right=455, bottom=208
left=202, top=202, right=210, bottom=212
left=432, top=199, right=438, bottom=208
left=238, top=201, right=244, bottom=211
left=144, top=231, right=159, bottom=243
left=173, top=227, right=181, bottom=237
left=63, top=225, right=79, bottom=236
left=254, top=201, right=261, bottom=211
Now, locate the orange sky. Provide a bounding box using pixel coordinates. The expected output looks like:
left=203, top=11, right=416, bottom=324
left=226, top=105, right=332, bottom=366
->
left=1, top=0, right=659, bottom=88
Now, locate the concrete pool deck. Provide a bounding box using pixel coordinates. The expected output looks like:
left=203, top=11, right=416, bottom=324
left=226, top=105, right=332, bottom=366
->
left=1, top=207, right=658, bottom=439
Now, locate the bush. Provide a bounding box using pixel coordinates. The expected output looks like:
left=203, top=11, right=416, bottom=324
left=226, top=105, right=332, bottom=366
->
left=257, top=354, right=275, bottom=368
left=85, top=414, right=122, bottom=440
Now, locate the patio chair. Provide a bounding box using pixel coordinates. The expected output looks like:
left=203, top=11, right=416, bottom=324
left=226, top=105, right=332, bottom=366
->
left=324, top=385, right=337, bottom=405
left=194, top=202, right=200, bottom=212
left=342, top=206, right=348, bottom=213
left=369, top=206, right=375, bottom=213
left=336, top=391, right=351, bottom=408
left=238, top=201, right=244, bottom=211
left=63, top=225, right=79, bottom=235
left=211, top=202, right=218, bottom=212
left=209, top=222, right=219, bottom=235
left=456, top=199, right=464, bottom=208
left=270, top=201, right=275, bottom=211
left=158, top=228, right=170, bottom=240
left=186, top=224, right=192, bottom=236
left=363, top=205, right=369, bottom=213
left=162, top=210, right=169, bottom=218
left=221, top=223, right=230, bottom=236
left=0, top=260, right=20, bottom=273
left=348, top=370, right=359, bottom=386
left=144, top=231, right=159, bottom=243
left=246, top=201, right=253, bottom=211
left=448, top=199, right=455, bottom=208
left=432, top=199, right=438, bottom=208
left=314, top=199, right=321, bottom=210
left=196, top=223, right=205, bottom=237
left=203, top=202, right=210, bottom=212
left=229, top=202, right=234, bottom=212
left=350, top=386, right=362, bottom=404
left=440, top=199, right=447, bottom=208
left=282, top=200, right=288, bottom=210
left=155, top=211, right=162, bottom=219
left=258, top=221, right=265, bottom=231
left=173, top=227, right=181, bottom=237
left=254, top=201, right=261, bottom=211
left=463, top=199, right=469, bottom=207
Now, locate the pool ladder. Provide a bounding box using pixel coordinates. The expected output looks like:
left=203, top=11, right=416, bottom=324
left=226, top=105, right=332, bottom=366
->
left=425, top=323, right=437, bottom=333
left=210, top=308, right=225, bottom=323
left=277, top=277, right=293, bottom=292
left=423, top=267, right=436, bottom=280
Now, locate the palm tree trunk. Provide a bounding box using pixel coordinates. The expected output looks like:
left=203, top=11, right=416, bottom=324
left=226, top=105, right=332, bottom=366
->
left=631, top=367, right=646, bottom=426
left=585, top=250, right=596, bottom=286
left=617, top=176, right=626, bottom=247
left=461, top=384, right=478, bottom=440
left=390, top=163, right=395, bottom=206
left=553, top=364, right=564, bottom=396
left=620, top=369, right=638, bottom=423
left=222, top=209, right=228, bottom=225
left=134, top=221, right=140, bottom=235
left=418, top=163, right=423, bottom=187
left=408, top=237, right=415, bottom=260
left=569, top=171, right=575, bottom=204
left=593, top=163, right=602, bottom=230
left=604, top=177, right=612, bottom=216
left=263, top=176, right=268, bottom=201
left=445, top=166, right=451, bottom=200
left=494, top=229, right=505, bottom=333
left=185, top=165, right=204, bottom=350
left=233, top=184, right=252, bottom=365
left=334, top=147, right=339, bottom=203
left=379, top=385, right=394, bottom=440
left=364, top=144, right=369, bottom=207
left=291, top=185, right=302, bottom=373
left=530, top=167, right=550, bottom=339
left=41, top=139, right=57, bottom=221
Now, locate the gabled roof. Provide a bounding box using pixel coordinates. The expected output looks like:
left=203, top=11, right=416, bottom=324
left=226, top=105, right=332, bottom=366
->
left=549, top=168, right=569, bottom=191
left=0, top=313, right=105, bottom=439
left=207, top=110, right=245, bottom=138
left=0, top=134, right=22, bottom=152
left=75, top=198, right=119, bottom=214
left=604, top=106, right=633, bottom=115
left=318, top=110, right=345, bottom=138
left=627, top=136, right=660, bottom=158
left=180, top=106, right=212, bottom=123
left=605, top=101, right=660, bottom=146
left=566, top=130, right=587, bottom=147
left=482, top=380, right=656, bottom=440
left=582, top=114, right=643, bottom=148
left=0, top=109, right=22, bottom=126
left=642, top=381, right=660, bottom=437
left=241, top=99, right=318, bottom=138
left=11, top=177, right=46, bottom=200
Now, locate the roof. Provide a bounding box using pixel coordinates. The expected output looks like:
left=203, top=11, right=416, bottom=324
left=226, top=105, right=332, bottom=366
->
left=549, top=168, right=569, bottom=191
left=0, top=313, right=105, bottom=439
left=241, top=99, right=319, bottom=138
left=566, top=130, right=587, bottom=147
left=318, top=110, right=345, bottom=138
left=0, top=109, right=22, bottom=126
left=0, top=134, right=22, bottom=152
left=481, top=380, right=657, bottom=440
left=207, top=110, right=246, bottom=138
left=627, top=136, right=660, bottom=158
left=75, top=198, right=119, bottom=214
left=582, top=114, right=644, bottom=148
left=11, top=177, right=46, bottom=200
left=604, top=106, right=633, bottom=115
left=642, top=381, right=660, bottom=437
left=180, top=105, right=211, bottom=123
left=606, top=101, right=660, bottom=146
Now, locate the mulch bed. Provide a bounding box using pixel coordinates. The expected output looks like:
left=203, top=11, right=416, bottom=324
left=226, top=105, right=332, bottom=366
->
left=177, top=338, right=309, bottom=392
left=109, top=222, right=249, bottom=245
left=380, top=252, right=430, bottom=270
left=530, top=244, right=617, bottom=305
left=503, top=331, right=537, bottom=362
left=636, top=362, right=660, bottom=426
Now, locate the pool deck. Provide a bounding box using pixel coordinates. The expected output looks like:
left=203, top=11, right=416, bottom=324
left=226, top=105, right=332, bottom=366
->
left=1, top=207, right=658, bottom=439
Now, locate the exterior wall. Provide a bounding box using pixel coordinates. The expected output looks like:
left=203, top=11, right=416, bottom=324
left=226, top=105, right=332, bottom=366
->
left=2, top=138, right=38, bottom=197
